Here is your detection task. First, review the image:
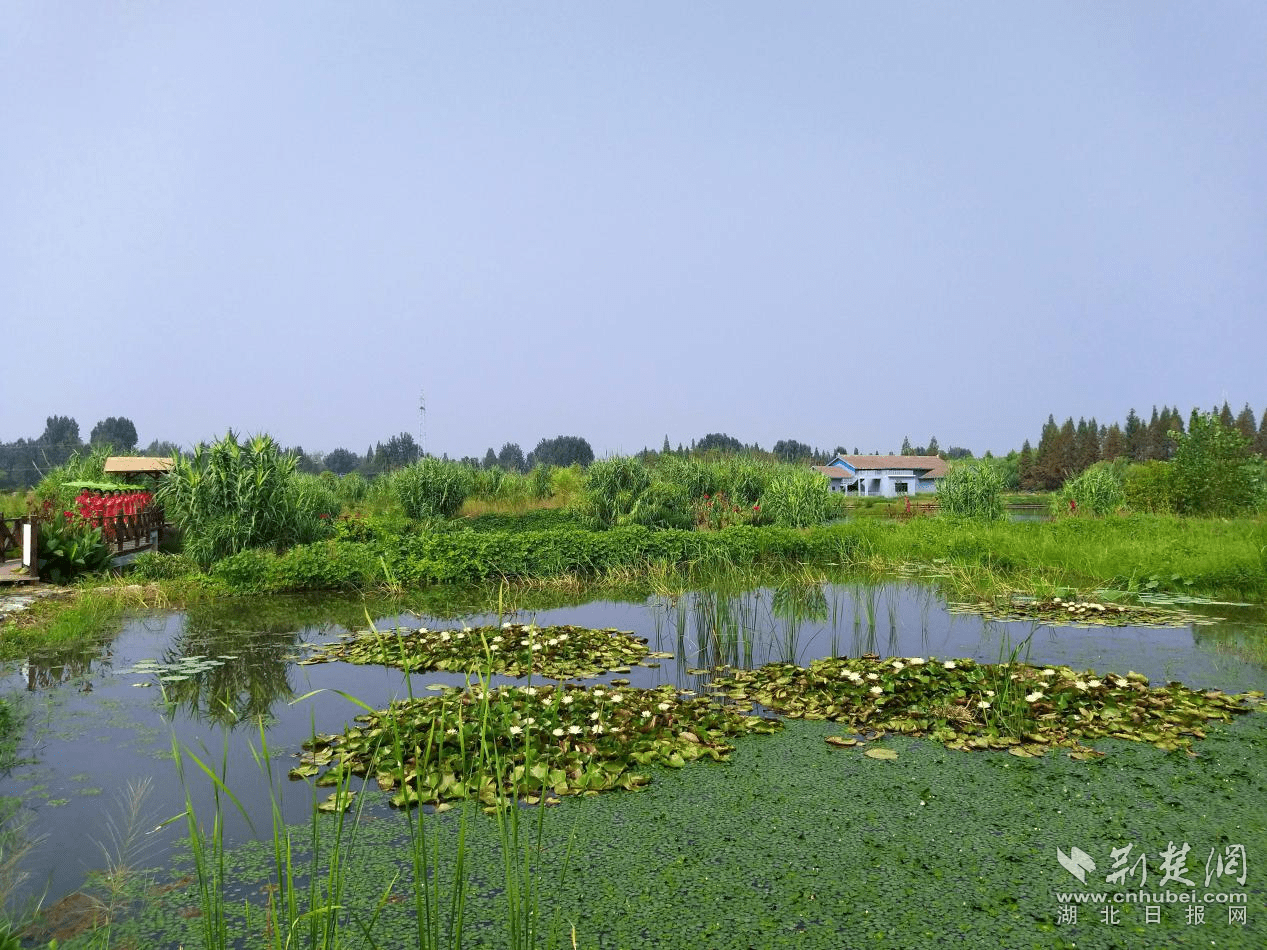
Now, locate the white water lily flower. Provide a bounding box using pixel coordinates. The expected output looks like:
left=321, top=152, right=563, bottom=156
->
left=891, top=661, right=905, bottom=672
left=1112, top=677, right=1128, bottom=688
left=509, top=725, right=523, bottom=736
left=866, top=673, right=879, bottom=681
left=525, top=718, right=535, bottom=726
left=502, top=622, right=513, bottom=629
left=562, top=694, right=574, bottom=705
left=552, top=728, right=564, bottom=737
left=531, top=643, right=543, bottom=652
left=1074, top=680, right=1088, bottom=690
left=1025, top=691, right=1044, bottom=703
left=657, top=702, right=671, bottom=711
left=525, top=687, right=537, bottom=696
left=591, top=724, right=605, bottom=735
left=520, top=639, right=531, bottom=646
left=870, top=686, right=883, bottom=696
left=492, top=635, right=503, bottom=643
left=567, top=725, right=581, bottom=735
left=593, top=688, right=605, bottom=697
left=609, top=693, right=622, bottom=703
left=1087, top=679, right=1102, bottom=688
left=439, top=632, right=451, bottom=641
left=640, top=710, right=652, bottom=718
left=908, top=657, right=925, bottom=666
left=978, top=700, right=991, bottom=710
left=558, top=634, right=568, bottom=641
left=1040, top=669, right=1056, bottom=677
left=548, top=638, right=559, bottom=646
left=590, top=711, right=601, bottom=720
left=943, top=661, right=957, bottom=670
left=985, top=690, right=995, bottom=698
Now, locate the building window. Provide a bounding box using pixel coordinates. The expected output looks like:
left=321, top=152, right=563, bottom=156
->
left=894, top=482, right=909, bottom=494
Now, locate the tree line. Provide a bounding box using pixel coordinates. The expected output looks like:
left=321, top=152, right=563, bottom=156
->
left=1017, top=402, right=1267, bottom=491
left=0, top=414, right=180, bottom=491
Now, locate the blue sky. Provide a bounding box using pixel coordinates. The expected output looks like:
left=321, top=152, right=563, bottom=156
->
left=4, top=3, right=1264, bottom=459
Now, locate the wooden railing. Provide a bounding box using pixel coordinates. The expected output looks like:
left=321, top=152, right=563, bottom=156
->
left=81, top=507, right=165, bottom=555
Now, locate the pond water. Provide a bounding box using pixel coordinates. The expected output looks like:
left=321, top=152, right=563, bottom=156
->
left=2, top=578, right=1264, bottom=918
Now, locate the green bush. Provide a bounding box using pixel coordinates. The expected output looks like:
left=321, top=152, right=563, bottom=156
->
left=130, top=551, right=199, bottom=580
left=392, top=458, right=474, bottom=519
left=1053, top=463, right=1124, bottom=516
left=1169, top=412, right=1266, bottom=516
left=937, top=462, right=1006, bottom=520
left=1123, top=461, right=1177, bottom=514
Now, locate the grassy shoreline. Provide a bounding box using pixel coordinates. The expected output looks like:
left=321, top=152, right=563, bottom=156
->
left=3, top=513, right=1264, bottom=660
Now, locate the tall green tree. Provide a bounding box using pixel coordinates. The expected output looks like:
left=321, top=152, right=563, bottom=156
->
left=324, top=447, right=360, bottom=475
left=89, top=416, right=138, bottom=450
left=1170, top=412, right=1264, bottom=516
left=529, top=435, right=594, bottom=468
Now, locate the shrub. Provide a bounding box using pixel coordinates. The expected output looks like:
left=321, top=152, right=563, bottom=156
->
left=392, top=458, right=474, bottom=520
left=130, top=551, right=199, bottom=580
left=1169, top=412, right=1266, bottom=516
left=1122, top=461, right=1177, bottom=514
left=1053, top=463, right=1124, bottom=516
left=937, top=462, right=1006, bottom=520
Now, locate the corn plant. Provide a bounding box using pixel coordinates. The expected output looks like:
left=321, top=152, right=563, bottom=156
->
left=157, top=432, right=331, bottom=567
left=937, top=462, right=1006, bottom=520
left=392, top=458, right=475, bottom=520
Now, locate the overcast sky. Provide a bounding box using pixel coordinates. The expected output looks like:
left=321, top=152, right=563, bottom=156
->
left=4, top=3, right=1264, bottom=459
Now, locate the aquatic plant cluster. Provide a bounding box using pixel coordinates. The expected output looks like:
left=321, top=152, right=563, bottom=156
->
left=302, top=622, right=653, bottom=680
left=291, top=624, right=1259, bottom=819
left=296, top=683, right=782, bottom=808
left=712, top=656, right=1257, bottom=756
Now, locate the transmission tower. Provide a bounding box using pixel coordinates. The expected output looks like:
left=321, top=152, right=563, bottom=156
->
left=419, top=391, right=427, bottom=458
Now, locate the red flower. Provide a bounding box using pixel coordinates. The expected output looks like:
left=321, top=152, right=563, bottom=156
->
left=753, top=504, right=759, bottom=511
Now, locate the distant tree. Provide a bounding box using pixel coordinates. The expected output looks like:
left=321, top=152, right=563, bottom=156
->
left=772, top=439, right=815, bottom=462
left=375, top=432, right=420, bottom=470
left=662, top=435, right=671, bottom=455
left=89, top=416, right=138, bottom=450
left=1256, top=408, right=1267, bottom=457
left=39, top=415, right=80, bottom=446
left=1124, top=408, right=1145, bottom=462
left=483, top=448, right=498, bottom=469
left=943, top=446, right=973, bottom=460
left=144, top=439, right=182, bottom=458
left=1074, top=418, right=1100, bottom=471
left=925, top=435, right=940, bottom=456
left=1100, top=424, right=1126, bottom=461
left=1234, top=404, right=1258, bottom=442
left=900, top=436, right=913, bottom=456
left=530, top=435, right=594, bottom=468
left=1017, top=440, right=1034, bottom=489
left=694, top=433, right=745, bottom=455
left=497, top=442, right=526, bottom=473
left=324, top=447, right=360, bottom=475
left=1218, top=401, right=1235, bottom=429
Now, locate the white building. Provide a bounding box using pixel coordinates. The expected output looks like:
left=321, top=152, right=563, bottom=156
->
left=812, top=454, right=947, bottom=497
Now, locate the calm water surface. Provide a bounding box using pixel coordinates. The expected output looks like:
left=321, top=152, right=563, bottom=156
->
left=2, top=579, right=1264, bottom=909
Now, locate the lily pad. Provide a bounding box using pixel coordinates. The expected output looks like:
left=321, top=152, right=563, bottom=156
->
left=302, top=623, right=650, bottom=680
left=863, top=748, right=898, bottom=760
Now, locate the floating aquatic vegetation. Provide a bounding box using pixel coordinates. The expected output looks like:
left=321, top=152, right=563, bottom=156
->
left=949, top=596, right=1216, bottom=627
left=300, top=622, right=651, bottom=680
left=711, top=655, right=1256, bottom=758
left=122, top=655, right=239, bottom=685
left=293, top=683, right=782, bottom=810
